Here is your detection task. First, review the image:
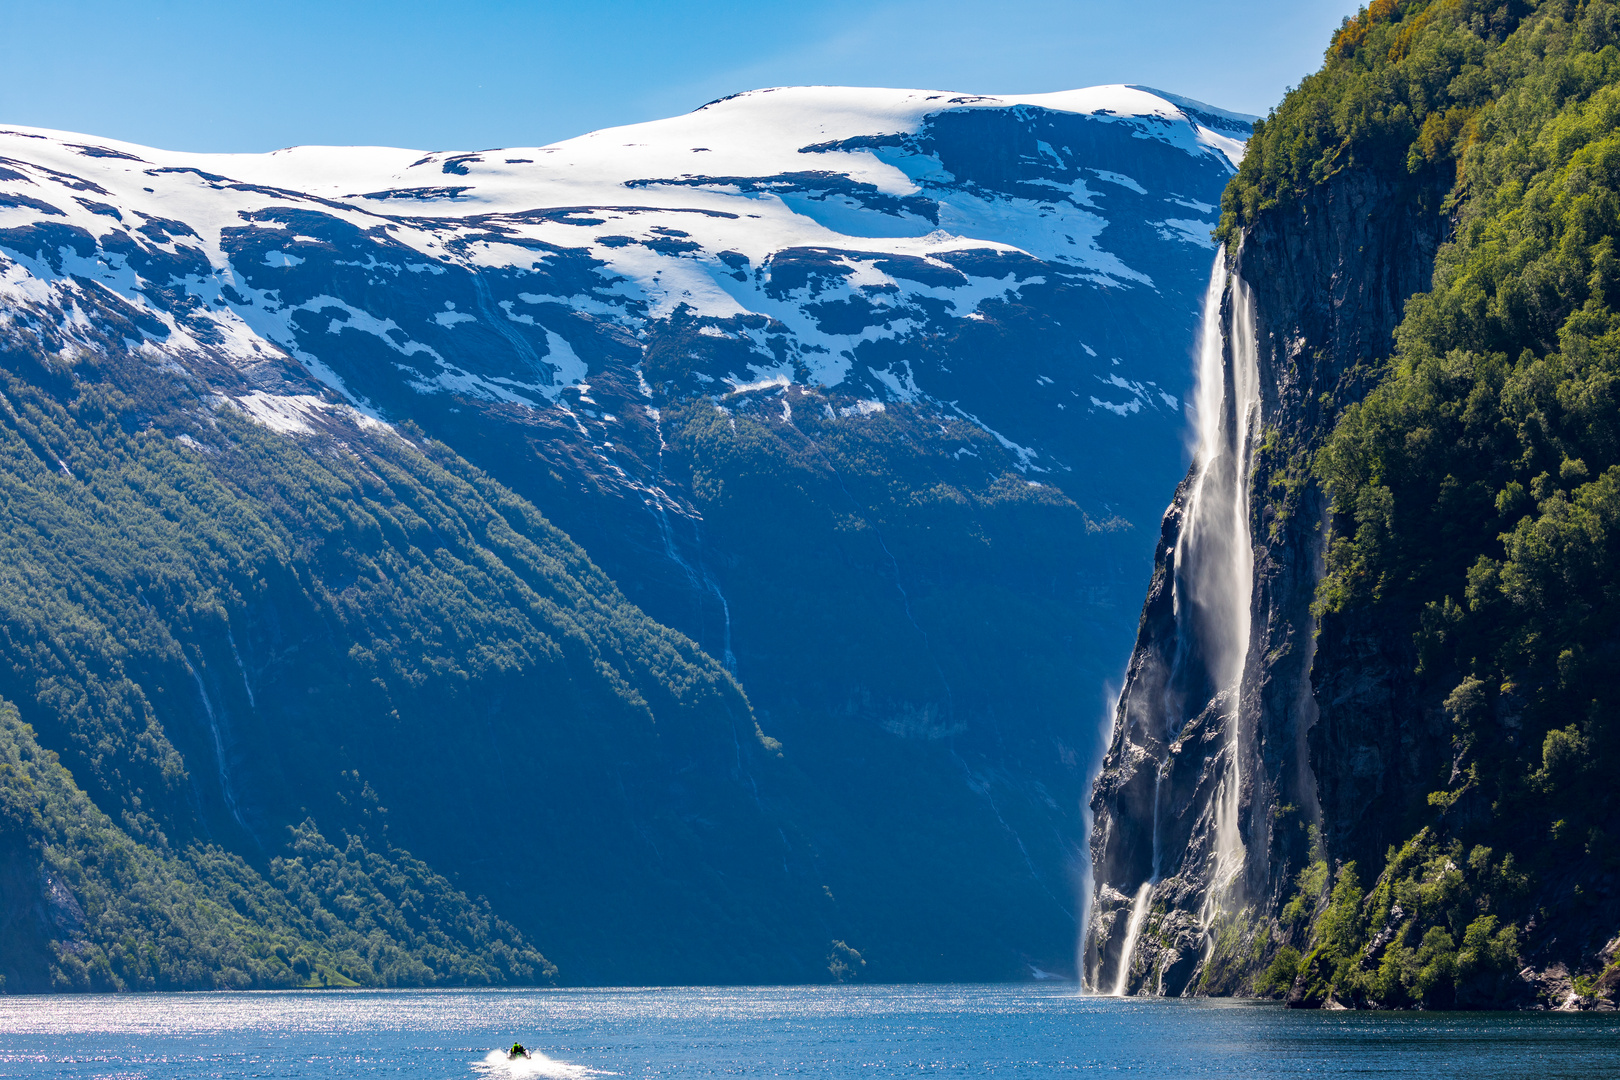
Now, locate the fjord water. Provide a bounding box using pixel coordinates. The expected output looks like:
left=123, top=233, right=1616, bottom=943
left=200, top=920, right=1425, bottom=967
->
left=3, top=985, right=1618, bottom=1079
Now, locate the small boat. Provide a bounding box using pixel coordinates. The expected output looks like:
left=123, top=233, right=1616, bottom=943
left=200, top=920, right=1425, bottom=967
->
left=507, top=1043, right=532, bottom=1060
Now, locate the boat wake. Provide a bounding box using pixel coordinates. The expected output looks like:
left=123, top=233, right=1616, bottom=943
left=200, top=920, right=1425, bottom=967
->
left=475, top=1048, right=603, bottom=1078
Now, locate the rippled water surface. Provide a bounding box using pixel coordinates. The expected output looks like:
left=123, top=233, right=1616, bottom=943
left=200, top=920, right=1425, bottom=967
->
left=3, top=984, right=1619, bottom=1078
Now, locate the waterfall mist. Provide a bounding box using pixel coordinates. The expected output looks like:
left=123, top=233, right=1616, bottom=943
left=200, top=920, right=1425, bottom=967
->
left=1179, top=255, right=1259, bottom=936
left=1077, top=676, right=1125, bottom=993
left=1087, top=247, right=1262, bottom=995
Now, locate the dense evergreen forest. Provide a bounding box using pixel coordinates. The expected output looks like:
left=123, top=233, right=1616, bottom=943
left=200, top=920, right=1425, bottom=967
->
left=1226, top=0, right=1620, bottom=1008
left=0, top=332, right=748, bottom=989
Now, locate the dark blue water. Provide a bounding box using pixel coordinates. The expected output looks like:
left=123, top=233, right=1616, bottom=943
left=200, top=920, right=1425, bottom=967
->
left=2, top=984, right=1618, bottom=1078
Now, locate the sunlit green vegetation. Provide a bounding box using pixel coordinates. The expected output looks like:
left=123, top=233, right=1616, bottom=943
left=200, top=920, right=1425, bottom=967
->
left=1229, top=0, right=1620, bottom=1006
left=0, top=700, right=551, bottom=990
left=1277, top=837, right=1528, bottom=1006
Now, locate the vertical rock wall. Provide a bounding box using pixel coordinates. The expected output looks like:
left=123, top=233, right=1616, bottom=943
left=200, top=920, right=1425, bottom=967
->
left=1085, top=169, right=1452, bottom=995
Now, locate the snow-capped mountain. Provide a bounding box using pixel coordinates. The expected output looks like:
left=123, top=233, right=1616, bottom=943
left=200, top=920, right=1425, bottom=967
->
left=0, top=86, right=1250, bottom=984
left=0, top=83, right=1243, bottom=459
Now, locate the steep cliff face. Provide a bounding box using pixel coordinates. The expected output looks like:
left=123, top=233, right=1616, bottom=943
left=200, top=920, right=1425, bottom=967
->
left=1086, top=165, right=1451, bottom=997
left=1244, top=166, right=1456, bottom=884
left=1091, top=0, right=1620, bottom=1008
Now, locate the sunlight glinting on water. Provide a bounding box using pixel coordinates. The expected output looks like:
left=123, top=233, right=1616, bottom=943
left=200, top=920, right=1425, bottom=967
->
left=4, top=985, right=1620, bottom=1079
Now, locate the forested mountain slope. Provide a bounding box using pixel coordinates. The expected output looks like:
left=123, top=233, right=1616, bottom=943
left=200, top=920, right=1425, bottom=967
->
left=0, top=86, right=1247, bottom=987
left=0, top=330, right=753, bottom=988
left=1088, top=0, right=1620, bottom=1009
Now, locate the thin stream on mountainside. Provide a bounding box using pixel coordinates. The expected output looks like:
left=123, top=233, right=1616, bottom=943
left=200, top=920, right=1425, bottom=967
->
left=182, top=648, right=248, bottom=835
left=637, top=366, right=737, bottom=672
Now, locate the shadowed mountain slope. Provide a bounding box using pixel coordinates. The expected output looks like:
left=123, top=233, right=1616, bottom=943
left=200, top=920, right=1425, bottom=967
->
left=0, top=85, right=1250, bottom=986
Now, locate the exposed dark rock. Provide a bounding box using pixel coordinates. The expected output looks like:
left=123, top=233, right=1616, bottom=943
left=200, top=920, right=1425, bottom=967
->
left=1087, top=164, right=1452, bottom=996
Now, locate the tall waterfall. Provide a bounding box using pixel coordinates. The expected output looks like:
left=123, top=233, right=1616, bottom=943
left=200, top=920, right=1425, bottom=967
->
left=1089, top=247, right=1262, bottom=994
left=1180, top=250, right=1259, bottom=934
left=1180, top=255, right=1258, bottom=710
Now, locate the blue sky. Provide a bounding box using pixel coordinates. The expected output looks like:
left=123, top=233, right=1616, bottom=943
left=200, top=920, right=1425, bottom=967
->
left=0, top=0, right=1360, bottom=152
